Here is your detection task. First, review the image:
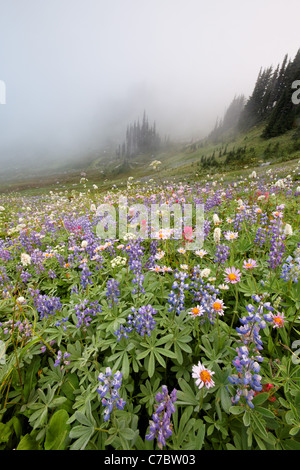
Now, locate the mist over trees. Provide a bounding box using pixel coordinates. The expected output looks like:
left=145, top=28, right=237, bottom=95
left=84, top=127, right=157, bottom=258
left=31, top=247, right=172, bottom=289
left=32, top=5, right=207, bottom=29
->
left=208, top=94, right=246, bottom=142
left=206, top=49, right=300, bottom=145
left=116, top=111, right=162, bottom=162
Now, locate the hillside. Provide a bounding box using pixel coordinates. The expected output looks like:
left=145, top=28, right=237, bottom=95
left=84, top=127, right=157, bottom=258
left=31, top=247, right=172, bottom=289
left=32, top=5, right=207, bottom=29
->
left=0, top=121, right=300, bottom=196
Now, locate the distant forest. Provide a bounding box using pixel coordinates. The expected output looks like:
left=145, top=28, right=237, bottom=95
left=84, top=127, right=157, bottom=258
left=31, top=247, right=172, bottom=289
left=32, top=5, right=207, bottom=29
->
left=116, top=111, right=162, bottom=161
left=117, top=49, right=300, bottom=159
left=209, top=48, right=300, bottom=142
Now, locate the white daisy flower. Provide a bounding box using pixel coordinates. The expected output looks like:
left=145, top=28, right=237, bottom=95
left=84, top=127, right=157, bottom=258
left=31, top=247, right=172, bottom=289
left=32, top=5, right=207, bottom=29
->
left=192, top=361, right=215, bottom=389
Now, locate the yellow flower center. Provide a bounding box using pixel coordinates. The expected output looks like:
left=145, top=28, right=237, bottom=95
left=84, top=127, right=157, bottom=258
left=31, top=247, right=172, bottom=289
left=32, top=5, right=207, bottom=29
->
left=228, top=273, right=237, bottom=281
left=212, top=302, right=222, bottom=311
left=200, top=370, right=211, bottom=383
left=274, top=316, right=283, bottom=325
left=192, top=307, right=200, bottom=315
left=246, top=263, right=252, bottom=268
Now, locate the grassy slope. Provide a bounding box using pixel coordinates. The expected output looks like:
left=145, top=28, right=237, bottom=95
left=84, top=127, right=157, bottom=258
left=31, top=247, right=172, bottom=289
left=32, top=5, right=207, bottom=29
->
left=1, top=124, right=300, bottom=196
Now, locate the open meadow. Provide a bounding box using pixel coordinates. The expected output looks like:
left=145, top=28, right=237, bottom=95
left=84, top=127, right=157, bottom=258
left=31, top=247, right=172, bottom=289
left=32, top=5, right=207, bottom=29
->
left=0, top=158, right=299, bottom=450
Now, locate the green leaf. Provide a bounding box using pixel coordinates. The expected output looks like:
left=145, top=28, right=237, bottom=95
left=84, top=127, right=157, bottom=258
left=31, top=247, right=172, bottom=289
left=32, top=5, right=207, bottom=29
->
left=29, top=406, right=48, bottom=429
left=0, top=422, right=12, bottom=444
left=148, top=352, right=155, bottom=378
left=44, top=410, right=70, bottom=450
left=155, top=347, right=177, bottom=359
left=243, top=410, right=251, bottom=427
left=252, top=392, right=269, bottom=406
left=74, top=411, right=94, bottom=427
left=122, top=352, right=130, bottom=379
left=218, top=386, right=232, bottom=414
left=16, top=433, right=40, bottom=450
left=255, top=406, right=275, bottom=419
left=136, top=349, right=150, bottom=361
left=120, top=428, right=136, bottom=440
left=176, top=378, right=198, bottom=406
left=289, top=426, right=300, bottom=436
left=252, top=413, right=268, bottom=439
left=282, top=439, right=300, bottom=450
left=194, top=423, right=205, bottom=450
left=69, top=425, right=95, bottom=450
left=154, top=351, right=166, bottom=367
left=229, top=406, right=245, bottom=415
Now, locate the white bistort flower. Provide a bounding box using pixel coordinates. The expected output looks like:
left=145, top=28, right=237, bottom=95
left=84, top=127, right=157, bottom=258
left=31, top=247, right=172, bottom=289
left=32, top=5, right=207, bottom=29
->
left=213, top=227, right=221, bottom=244
left=201, top=268, right=211, bottom=278
left=21, top=253, right=31, bottom=267
left=283, top=223, right=293, bottom=236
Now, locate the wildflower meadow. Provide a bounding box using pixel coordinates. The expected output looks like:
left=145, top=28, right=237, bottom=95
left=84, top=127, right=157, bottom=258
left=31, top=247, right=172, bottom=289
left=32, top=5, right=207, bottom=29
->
left=0, top=164, right=300, bottom=451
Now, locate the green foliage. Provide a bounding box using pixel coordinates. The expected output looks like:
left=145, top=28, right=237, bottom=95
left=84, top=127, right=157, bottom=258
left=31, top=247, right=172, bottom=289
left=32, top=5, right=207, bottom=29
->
left=0, top=164, right=299, bottom=451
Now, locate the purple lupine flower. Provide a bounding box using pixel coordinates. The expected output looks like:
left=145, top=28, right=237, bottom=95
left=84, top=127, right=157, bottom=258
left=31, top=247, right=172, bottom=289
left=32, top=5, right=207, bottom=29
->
left=79, top=263, right=93, bottom=289
left=214, top=243, right=230, bottom=264
left=106, top=278, right=120, bottom=307
left=228, top=296, right=273, bottom=409
left=146, top=386, right=177, bottom=449
left=74, top=299, right=101, bottom=328
left=114, top=304, right=157, bottom=340
left=32, top=293, right=62, bottom=320
left=189, top=266, right=221, bottom=324
left=97, top=367, right=126, bottom=422
left=128, top=304, right=157, bottom=336
left=168, top=270, right=189, bottom=314
left=54, top=350, right=71, bottom=368
left=126, top=239, right=145, bottom=294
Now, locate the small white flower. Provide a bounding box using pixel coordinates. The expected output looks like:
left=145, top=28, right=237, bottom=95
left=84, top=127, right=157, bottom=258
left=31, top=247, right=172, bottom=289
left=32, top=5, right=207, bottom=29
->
left=224, top=231, right=239, bottom=241
left=155, top=251, right=165, bottom=260
left=195, top=249, right=208, bottom=258
left=21, top=253, right=31, bottom=267
left=201, top=268, right=211, bottom=278
left=283, top=223, right=293, bottom=236
left=213, top=227, right=221, bottom=244
left=180, top=264, right=189, bottom=270
left=218, top=283, right=229, bottom=290
left=213, top=214, right=220, bottom=225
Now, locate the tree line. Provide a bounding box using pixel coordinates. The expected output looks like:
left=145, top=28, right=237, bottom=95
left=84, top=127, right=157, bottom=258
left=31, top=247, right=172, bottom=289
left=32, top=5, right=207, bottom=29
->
left=239, top=48, right=300, bottom=138
left=116, top=111, right=162, bottom=161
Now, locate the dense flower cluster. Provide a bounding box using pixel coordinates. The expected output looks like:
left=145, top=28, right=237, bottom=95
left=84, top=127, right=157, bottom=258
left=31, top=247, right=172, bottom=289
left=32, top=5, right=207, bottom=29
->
left=281, top=249, right=300, bottom=283
left=145, top=385, right=177, bottom=449
left=0, top=161, right=299, bottom=450
left=30, top=289, right=62, bottom=320
left=228, top=296, right=274, bottom=408
left=106, top=278, right=120, bottom=306
left=114, top=304, right=157, bottom=340
left=54, top=350, right=71, bottom=368
left=97, top=367, right=126, bottom=421
left=168, top=270, right=189, bottom=314
left=74, top=299, right=102, bottom=328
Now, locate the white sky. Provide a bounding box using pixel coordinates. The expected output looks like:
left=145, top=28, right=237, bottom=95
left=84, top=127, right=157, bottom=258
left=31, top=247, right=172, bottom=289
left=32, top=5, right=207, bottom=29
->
left=0, top=0, right=300, bottom=168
